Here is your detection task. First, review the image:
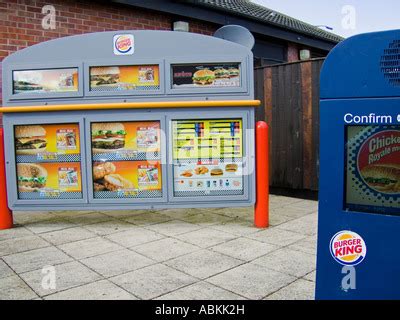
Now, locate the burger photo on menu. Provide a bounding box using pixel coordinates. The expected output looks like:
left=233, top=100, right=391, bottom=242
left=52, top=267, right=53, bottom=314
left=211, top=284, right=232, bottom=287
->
left=361, top=164, right=400, bottom=193
left=15, top=125, right=47, bottom=155
left=17, top=163, right=48, bottom=192
left=91, top=123, right=126, bottom=154
left=192, top=69, right=216, bottom=85
left=90, top=66, right=120, bottom=88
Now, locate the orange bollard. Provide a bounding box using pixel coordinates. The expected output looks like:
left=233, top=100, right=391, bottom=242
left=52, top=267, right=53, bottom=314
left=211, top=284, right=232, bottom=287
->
left=0, top=127, right=13, bottom=230
left=254, top=121, right=269, bottom=228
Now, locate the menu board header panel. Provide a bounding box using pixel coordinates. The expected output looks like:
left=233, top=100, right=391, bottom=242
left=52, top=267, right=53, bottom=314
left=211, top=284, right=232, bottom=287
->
left=345, top=125, right=400, bottom=214
left=171, top=63, right=241, bottom=89
left=13, top=68, right=79, bottom=95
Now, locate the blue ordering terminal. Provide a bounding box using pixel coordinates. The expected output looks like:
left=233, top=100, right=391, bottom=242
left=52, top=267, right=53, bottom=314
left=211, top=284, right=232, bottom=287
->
left=316, top=30, right=400, bottom=299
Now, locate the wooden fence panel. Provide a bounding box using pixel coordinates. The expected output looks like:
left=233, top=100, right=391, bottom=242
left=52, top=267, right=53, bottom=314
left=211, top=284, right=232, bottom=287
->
left=254, top=58, right=324, bottom=191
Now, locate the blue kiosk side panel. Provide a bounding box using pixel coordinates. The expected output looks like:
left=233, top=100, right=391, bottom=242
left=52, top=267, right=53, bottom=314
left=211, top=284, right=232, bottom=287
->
left=316, top=30, right=400, bottom=299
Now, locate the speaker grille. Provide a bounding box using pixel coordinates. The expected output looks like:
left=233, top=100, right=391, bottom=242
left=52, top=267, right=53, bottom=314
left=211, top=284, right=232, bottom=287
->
left=381, top=40, right=400, bottom=86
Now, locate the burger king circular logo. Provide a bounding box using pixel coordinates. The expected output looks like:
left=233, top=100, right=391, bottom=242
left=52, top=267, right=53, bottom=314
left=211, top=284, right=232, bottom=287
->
left=113, top=34, right=134, bottom=55
left=330, top=231, right=367, bottom=266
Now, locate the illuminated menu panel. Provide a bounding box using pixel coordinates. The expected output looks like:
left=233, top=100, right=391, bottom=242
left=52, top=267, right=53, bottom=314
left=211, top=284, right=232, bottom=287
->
left=13, top=68, right=78, bottom=95
left=90, top=121, right=162, bottom=199
left=172, top=119, right=244, bottom=197
left=14, top=123, right=83, bottom=200
left=346, top=125, right=400, bottom=214
left=89, top=65, right=160, bottom=92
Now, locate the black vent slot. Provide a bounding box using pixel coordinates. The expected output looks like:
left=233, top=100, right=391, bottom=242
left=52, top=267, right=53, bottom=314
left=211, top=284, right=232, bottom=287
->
left=381, top=39, right=400, bottom=86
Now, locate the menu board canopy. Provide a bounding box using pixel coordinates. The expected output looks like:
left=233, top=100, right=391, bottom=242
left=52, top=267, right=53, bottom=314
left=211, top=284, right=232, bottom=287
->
left=2, top=30, right=253, bottom=104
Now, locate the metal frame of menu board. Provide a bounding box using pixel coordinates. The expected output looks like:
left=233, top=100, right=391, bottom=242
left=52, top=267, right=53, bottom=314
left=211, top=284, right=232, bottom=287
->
left=3, top=113, right=88, bottom=207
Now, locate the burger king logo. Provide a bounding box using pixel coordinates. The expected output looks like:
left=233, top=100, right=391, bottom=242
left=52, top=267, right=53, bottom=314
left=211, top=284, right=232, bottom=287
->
left=330, top=231, right=367, bottom=266
left=113, top=34, right=134, bottom=55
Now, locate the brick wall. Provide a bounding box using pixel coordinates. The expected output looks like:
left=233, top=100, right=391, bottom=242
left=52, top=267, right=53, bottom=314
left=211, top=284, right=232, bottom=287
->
left=0, top=0, right=218, bottom=108
left=287, top=43, right=299, bottom=62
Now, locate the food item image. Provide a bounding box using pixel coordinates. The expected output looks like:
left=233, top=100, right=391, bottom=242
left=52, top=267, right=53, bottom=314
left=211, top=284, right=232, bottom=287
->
left=225, top=163, right=238, bottom=173
left=92, top=123, right=126, bottom=153
left=15, top=125, right=47, bottom=155
left=192, top=69, right=215, bottom=85
left=210, top=168, right=223, bottom=176
left=93, top=162, right=116, bottom=180
left=214, top=68, right=230, bottom=79
left=228, top=68, right=240, bottom=78
left=91, top=67, right=120, bottom=87
left=195, top=166, right=209, bottom=175
left=103, top=174, right=134, bottom=191
left=17, top=163, right=48, bottom=192
left=181, top=170, right=193, bottom=178
left=360, top=164, right=400, bottom=193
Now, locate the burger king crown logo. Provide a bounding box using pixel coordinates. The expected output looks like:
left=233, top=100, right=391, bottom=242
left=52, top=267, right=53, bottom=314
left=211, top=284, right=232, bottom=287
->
left=330, top=231, right=367, bottom=266
left=113, top=34, right=134, bottom=55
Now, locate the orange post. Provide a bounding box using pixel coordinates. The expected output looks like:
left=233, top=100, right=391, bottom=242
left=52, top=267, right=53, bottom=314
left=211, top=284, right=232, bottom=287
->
left=255, top=121, right=269, bottom=228
left=0, top=128, right=13, bottom=230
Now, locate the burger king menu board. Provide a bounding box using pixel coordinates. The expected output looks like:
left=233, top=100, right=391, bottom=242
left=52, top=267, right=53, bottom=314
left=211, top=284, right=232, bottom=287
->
left=90, top=65, right=160, bottom=92
left=13, top=68, right=78, bottom=94
left=14, top=123, right=83, bottom=200
left=346, top=125, right=400, bottom=213
left=90, top=121, right=162, bottom=199
left=172, top=119, right=244, bottom=197
left=172, top=63, right=240, bottom=88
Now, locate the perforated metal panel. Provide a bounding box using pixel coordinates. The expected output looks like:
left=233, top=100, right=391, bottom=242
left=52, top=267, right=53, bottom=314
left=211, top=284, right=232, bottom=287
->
left=380, top=39, right=400, bottom=86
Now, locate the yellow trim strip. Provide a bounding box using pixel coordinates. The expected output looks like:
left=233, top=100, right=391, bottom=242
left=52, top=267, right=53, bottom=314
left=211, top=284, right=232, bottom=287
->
left=0, top=100, right=260, bottom=113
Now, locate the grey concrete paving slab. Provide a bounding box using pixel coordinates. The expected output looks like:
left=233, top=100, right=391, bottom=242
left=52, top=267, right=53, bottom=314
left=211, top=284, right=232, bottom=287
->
left=3, top=246, right=73, bottom=274
left=209, top=220, right=261, bottom=236
left=40, top=227, right=97, bottom=246
left=0, top=259, right=15, bottom=279
left=165, top=250, right=243, bottom=279
left=145, top=220, right=204, bottom=237
left=0, top=226, right=34, bottom=242
left=155, top=281, right=244, bottom=300
left=0, top=275, right=38, bottom=300
left=64, top=212, right=114, bottom=225
left=0, top=235, right=50, bottom=256
left=58, top=237, right=124, bottom=260
left=207, top=263, right=296, bottom=300
left=0, top=196, right=319, bottom=300
left=178, top=212, right=235, bottom=226
left=288, top=235, right=317, bottom=255
left=80, top=249, right=154, bottom=277
left=12, top=211, right=54, bottom=224
left=132, top=238, right=200, bottom=262
left=23, top=219, right=77, bottom=234
left=83, top=220, right=136, bottom=236
left=214, top=207, right=254, bottom=220
left=122, top=212, right=172, bottom=226
left=174, top=227, right=238, bottom=249
left=264, top=279, right=315, bottom=300
left=44, top=280, right=137, bottom=300
left=110, top=264, right=197, bottom=300
left=105, top=227, right=165, bottom=248
left=276, top=214, right=318, bottom=236
left=210, top=238, right=278, bottom=261
left=246, top=228, right=306, bottom=247
left=303, top=270, right=316, bottom=282
left=20, top=261, right=102, bottom=297
left=252, top=247, right=316, bottom=278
